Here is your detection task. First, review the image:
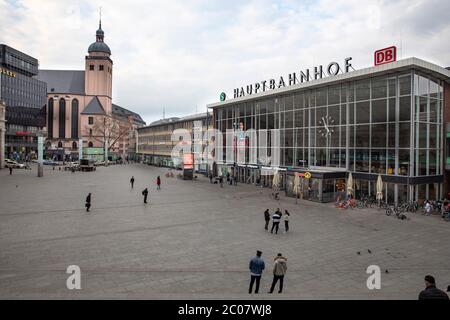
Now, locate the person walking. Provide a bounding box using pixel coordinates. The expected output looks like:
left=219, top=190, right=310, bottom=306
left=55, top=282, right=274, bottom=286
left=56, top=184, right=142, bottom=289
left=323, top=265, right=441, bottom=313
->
left=248, top=250, right=265, bottom=294
left=219, top=175, right=224, bottom=188
left=418, top=275, right=449, bottom=300
left=268, top=253, right=287, bottom=294
left=284, top=210, right=290, bottom=233
left=234, top=174, right=238, bottom=186
left=9, top=166, right=12, bottom=175
left=130, top=176, right=135, bottom=189
left=424, top=200, right=431, bottom=216
left=271, top=209, right=282, bottom=234
left=209, top=173, right=213, bottom=184
left=85, top=193, right=92, bottom=212
left=142, top=188, right=149, bottom=204
left=264, top=209, right=270, bottom=231
left=156, top=176, right=161, bottom=190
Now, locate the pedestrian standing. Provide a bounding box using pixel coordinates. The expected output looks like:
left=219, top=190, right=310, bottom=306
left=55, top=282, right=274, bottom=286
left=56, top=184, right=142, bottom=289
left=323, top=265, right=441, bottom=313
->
left=9, top=166, right=13, bottom=175
left=418, top=275, right=449, bottom=300
left=271, top=209, right=282, bottom=234
left=85, top=193, right=91, bottom=212
left=142, top=188, right=149, bottom=204
left=156, top=176, right=161, bottom=190
left=284, top=210, right=290, bottom=233
left=264, top=209, right=270, bottom=231
left=130, top=176, right=135, bottom=189
left=442, top=198, right=448, bottom=218
left=268, top=253, right=287, bottom=294
left=234, top=174, right=238, bottom=186
left=209, top=173, right=213, bottom=184
left=219, top=175, right=223, bottom=188
left=424, top=200, right=431, bottom=216
left=248, top=250, right=265, bottom=294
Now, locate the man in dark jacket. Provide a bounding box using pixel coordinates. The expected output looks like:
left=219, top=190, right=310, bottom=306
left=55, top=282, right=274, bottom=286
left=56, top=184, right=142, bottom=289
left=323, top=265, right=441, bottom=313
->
left=271, top=209, right=282, bottom=234
left=142, top=188, right=149, bottom=204
left=85, top=193, right=91, bottom=212
left=418, top=275, right=449, bottom=300
left=130, top=176, right=135, bottom=189
left=248, top=250, right=265, bottom=294
left=264, top=209, right=270, bottom=231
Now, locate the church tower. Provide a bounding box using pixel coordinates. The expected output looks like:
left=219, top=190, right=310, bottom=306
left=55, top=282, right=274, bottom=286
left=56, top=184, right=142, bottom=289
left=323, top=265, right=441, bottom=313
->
left=85, top=18, right=113, bottom=114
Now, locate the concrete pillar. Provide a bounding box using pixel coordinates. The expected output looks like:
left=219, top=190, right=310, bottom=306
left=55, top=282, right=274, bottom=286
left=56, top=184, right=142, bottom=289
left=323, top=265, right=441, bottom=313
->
left=0, top=100, right=6, bottom=169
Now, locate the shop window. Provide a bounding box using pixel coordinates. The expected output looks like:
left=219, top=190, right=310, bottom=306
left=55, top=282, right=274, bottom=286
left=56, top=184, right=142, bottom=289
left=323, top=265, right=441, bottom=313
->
left=355, top=149, right=369, bottom=173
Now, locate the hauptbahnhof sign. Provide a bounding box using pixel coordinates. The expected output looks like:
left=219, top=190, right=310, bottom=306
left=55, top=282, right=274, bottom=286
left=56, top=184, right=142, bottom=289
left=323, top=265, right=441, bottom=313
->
left=230, top=57, right=354, bottom=99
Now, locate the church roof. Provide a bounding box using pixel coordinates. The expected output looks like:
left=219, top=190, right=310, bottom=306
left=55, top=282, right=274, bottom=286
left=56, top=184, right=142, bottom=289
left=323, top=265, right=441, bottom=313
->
left=81, top=96, right=106, bottom=115
left=36, top=70, right=85, bottom=94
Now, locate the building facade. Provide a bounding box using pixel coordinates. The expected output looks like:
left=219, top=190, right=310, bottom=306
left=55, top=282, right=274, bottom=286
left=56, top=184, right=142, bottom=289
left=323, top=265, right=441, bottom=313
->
left=208, top=58, right=450, bottom=204
left=0, top=100, right=5, bottom=168
left=137, top=113, right=211, bottom=171
left=36, top=21, right=144, bottom=161
left=0, top=44, right=47, bottom=161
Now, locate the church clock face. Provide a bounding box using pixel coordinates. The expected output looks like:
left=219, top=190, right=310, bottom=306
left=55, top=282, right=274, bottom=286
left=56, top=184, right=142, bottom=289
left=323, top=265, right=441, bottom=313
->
left=317, top=115, right=335, bottom=137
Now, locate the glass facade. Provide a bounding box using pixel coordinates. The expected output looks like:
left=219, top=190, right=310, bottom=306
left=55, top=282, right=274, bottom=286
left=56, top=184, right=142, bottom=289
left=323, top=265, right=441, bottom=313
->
left=214, top=70, right=444, bottom=203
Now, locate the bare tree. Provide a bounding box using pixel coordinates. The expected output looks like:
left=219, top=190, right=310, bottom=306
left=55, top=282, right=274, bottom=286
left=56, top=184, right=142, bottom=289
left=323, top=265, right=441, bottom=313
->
left=87, top=115, right=132, bottom=155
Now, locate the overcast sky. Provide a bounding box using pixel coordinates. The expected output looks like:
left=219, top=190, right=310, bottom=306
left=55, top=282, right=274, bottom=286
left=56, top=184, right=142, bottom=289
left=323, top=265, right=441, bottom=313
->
left=1, top=0, right=450, bottom=124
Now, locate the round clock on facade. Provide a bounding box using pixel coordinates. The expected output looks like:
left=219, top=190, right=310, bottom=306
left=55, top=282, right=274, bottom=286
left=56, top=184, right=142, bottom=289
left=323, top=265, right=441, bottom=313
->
left=318, top=115, right=335, bottom=137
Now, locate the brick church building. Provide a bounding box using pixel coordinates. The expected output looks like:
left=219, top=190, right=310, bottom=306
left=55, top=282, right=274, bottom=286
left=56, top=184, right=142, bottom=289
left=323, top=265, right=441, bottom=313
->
left=37, top=20, right=145, bottom=161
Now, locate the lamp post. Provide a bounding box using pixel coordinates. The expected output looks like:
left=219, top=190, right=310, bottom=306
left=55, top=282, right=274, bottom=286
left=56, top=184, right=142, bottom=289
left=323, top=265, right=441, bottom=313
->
left=36, top=127, right=47, bottom=177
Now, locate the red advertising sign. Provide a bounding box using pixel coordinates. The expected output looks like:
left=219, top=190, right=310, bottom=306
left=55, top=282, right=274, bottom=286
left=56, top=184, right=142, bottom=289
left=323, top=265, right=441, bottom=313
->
left=374, top=46, right=396, bottom=66
left=16, top=131, right=32, bottom=135
left=183, top=153, right=193, bottom=169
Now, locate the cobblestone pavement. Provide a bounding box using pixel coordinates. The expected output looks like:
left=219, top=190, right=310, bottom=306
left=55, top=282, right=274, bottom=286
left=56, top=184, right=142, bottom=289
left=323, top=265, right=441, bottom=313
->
left=0, top=164, right=449, bottom=299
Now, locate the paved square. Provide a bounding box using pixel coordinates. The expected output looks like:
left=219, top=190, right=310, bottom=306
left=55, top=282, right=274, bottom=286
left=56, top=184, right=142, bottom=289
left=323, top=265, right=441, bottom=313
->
left=0, top=164, right=449, bottom=299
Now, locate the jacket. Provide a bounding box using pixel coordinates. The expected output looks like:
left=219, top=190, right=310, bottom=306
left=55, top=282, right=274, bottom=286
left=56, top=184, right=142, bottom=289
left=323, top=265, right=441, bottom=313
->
left=264, top=211, right=270, bottom=220
left=249, top=256, right=265, bottom=276
left=418, top=286, right=449, bottom=300
left=273, top=257, right=287, bottom=276
left=272, top=213, right=281, bottom=223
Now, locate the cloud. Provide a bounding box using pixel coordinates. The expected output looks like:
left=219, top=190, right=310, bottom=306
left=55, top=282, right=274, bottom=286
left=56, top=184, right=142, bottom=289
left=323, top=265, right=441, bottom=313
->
left=1, top=0, right=449, bottom=124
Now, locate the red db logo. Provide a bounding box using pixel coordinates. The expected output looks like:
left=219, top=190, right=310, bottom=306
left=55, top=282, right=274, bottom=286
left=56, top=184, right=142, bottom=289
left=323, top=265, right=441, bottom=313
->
left=374, top=46, right=396, bottom=66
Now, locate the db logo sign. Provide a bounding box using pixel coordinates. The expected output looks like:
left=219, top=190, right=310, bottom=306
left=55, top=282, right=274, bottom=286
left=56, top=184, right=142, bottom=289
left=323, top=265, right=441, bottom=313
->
left=374, top=46, right=396, bottom=66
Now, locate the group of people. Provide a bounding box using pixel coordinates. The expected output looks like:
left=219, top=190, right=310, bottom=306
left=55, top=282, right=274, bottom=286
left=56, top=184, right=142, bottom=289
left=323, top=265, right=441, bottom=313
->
left=423, top=199, right=450, bottom=220
left=264, top=208, right=290, bottom=234
left=209, top=172, right=238, bottom=188
left=248, top=250, right=288, bottom=294
left=84, top=175, right=162, bottom=211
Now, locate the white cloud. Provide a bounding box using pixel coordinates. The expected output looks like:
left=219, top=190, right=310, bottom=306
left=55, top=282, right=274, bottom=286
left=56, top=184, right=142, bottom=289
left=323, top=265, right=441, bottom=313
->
left=1, top=0, right=449, bottom=124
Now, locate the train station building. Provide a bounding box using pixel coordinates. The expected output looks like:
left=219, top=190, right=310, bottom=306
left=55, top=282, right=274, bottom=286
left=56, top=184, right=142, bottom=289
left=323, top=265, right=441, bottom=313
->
left=207, top=56, right=450, bottom=204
